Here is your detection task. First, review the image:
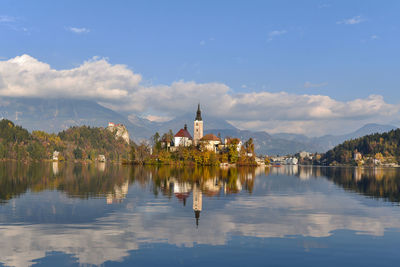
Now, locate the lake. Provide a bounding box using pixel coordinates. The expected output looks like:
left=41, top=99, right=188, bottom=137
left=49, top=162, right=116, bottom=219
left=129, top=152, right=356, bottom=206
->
left=1, top=162, right=400, bottom=266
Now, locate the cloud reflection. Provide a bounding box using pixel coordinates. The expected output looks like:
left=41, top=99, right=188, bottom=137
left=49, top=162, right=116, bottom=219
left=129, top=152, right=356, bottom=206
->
left=1, top=166, right=400, bottom=266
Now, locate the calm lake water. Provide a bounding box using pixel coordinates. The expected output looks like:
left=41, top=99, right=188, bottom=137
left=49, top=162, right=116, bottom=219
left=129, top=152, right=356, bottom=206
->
left=1, top=162, right=400, bottom=266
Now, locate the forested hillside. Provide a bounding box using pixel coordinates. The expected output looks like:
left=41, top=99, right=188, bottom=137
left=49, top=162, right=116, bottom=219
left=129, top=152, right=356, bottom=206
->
left=0, top=119, right=131, bottom=161
left=321, top=129, right=400, bottom=165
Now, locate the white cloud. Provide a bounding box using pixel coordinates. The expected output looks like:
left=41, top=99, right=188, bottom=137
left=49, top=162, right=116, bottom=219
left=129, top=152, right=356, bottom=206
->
left=0, top=15, right=28, bottom=32
left=0, top=54, right=140, bottom=100
left=2, top=169, right=400, bottom=266
left=145, top=115, right=173, bottom=122
left=0, top=15, right=16, bottom=23
left=370, top=35, right=379, bottom=40
left=269, top=30, right=287, bottom=37
left=267, top=30, right=287, bottom=42
left=304, top=81, right=328, bottom=88
left=67, top=27, right=90, bottom=34
left=337, top=15, right=365, bottom=25
left=0, top=55, right=398, bottom=136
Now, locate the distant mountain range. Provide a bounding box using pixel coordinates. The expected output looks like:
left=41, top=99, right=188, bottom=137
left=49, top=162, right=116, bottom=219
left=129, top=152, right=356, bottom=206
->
left=0, top=97, right=397, bottom=155
left=272, top=123, right=398, bottom=153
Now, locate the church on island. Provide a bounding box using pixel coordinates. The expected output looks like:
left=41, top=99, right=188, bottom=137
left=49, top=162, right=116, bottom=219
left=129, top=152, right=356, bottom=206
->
left=164, top=104, right=242, bottom=153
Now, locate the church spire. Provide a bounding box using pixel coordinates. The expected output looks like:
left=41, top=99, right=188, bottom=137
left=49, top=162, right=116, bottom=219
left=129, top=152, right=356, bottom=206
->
left=195, top=210, right=200, bottom=228
left=195, top=103, right=202, bottom=121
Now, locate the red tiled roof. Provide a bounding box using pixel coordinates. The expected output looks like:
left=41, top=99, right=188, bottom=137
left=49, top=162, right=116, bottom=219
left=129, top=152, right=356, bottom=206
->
left=175, top=192, right=190, bottom=201
left=200, top=133, right=221, bottom=142
left=174, top=128, right=193, bottom=139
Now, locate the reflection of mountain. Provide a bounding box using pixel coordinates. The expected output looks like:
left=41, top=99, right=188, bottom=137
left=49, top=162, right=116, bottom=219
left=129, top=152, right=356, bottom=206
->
left=320, top=167, right=400, bottom=203
left=2, top=167, right=400, bottom=266
left=271, top=166, right=400, bottom=203
left=0, top=162, right=131, bottom=205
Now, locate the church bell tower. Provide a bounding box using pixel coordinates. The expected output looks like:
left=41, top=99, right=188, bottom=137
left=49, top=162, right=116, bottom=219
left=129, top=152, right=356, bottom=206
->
left=193, top=103, right=203, bottom=146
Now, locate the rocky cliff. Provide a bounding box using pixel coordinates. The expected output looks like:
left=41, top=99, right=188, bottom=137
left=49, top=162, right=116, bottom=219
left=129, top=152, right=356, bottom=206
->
left=107, top=123, right=130, bottom=144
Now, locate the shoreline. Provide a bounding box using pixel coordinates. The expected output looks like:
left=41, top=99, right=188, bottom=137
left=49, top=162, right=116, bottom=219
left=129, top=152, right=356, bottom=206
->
left=1, top=159, right=400, bottom=169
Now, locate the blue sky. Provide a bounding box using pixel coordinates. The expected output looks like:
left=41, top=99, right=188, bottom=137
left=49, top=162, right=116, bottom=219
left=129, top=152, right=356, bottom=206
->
left=0, top=0, right=399, bottom=135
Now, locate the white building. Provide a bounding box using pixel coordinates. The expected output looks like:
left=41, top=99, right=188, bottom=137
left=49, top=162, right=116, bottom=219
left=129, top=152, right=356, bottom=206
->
left=354, top=151, right=362, bottom=161
left=299, top=151, right=311, bottom=159
left=193, top=104, right=203, bottom=146
left=224, top=138, right=242, bottom=152
left=52, top=151, right=59, bottom=161
left=174, top=124, right=193, bottom=147
left=200, top=133, right=221, bottom=152
left=284, top=157, right=298, bottom=165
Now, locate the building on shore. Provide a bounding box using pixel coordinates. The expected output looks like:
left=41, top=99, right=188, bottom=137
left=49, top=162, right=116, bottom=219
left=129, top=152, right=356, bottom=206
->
left=169, top=104, right=245, bottom=155
left=161, top=135, right=172, bottom=151
left=52, top=151, right=59, bottom=161
left=223, top=137, right=242, bottom=152
left=174, top=124, right=193, bottom=147
left=98, top=154, right=106, bottom=162
left=200, top=133, right=221, bottom=152
left=354, top=150, right=362, bottom=161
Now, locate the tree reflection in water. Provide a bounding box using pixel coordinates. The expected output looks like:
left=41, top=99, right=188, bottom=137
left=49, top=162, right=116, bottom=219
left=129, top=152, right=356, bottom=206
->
left=1, top=163, right=400, bottom=205
left=270, top=165, right=400, bottom=204
left=0, top=162, right=265, bottom=205
left=1, top=163, right=400, bottom=267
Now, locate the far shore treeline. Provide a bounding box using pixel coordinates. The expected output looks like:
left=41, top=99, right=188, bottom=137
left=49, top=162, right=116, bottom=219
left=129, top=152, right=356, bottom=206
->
left=0, top=119, right=258, bottom=166
left=320, top=129, right=400, bottom=166
left=2, top=118, right=400, bottom=167
left=0, top=119, right=131, bottom=162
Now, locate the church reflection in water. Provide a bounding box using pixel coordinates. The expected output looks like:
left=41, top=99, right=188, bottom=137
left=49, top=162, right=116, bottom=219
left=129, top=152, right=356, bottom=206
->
left=193, top=182, right=202, bottom=227
left=161, top=168, right=256, bottom=227
left=3, top=162, right=400, bottom=266
left=4, top=161, right=400, bottom=209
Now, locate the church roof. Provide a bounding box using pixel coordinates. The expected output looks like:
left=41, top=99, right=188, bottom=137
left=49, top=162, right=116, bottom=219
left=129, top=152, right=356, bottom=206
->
left=175, top=128, right=193, bottom=139
left=200, top=133, right=221, bottom=142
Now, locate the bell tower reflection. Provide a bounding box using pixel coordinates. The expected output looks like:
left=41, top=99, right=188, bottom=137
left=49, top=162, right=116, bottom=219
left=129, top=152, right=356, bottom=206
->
left=193, top=182, right=202, bottom=228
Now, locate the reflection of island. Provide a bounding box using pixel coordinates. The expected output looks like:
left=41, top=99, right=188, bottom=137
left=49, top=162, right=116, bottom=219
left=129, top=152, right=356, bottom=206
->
left=3, top=166, right=400, bottom=267
left=4, top=162, right=400, bottom=207
left=203, top=176, right=221, bottom=196
left=52, top=161, right=59, bottom=175
left=0, top=162, right=131, bottom=204
left=3, top=165, right=400, bottom=266
left=193, top=182, right=202, bottom=227
left=97, top=162, right=106, bottom=172
left=157, top=168, right=259, bottom=228
left=106, top=181, right=129, bottom=204
left=162, top=177, right=192, bottom=206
